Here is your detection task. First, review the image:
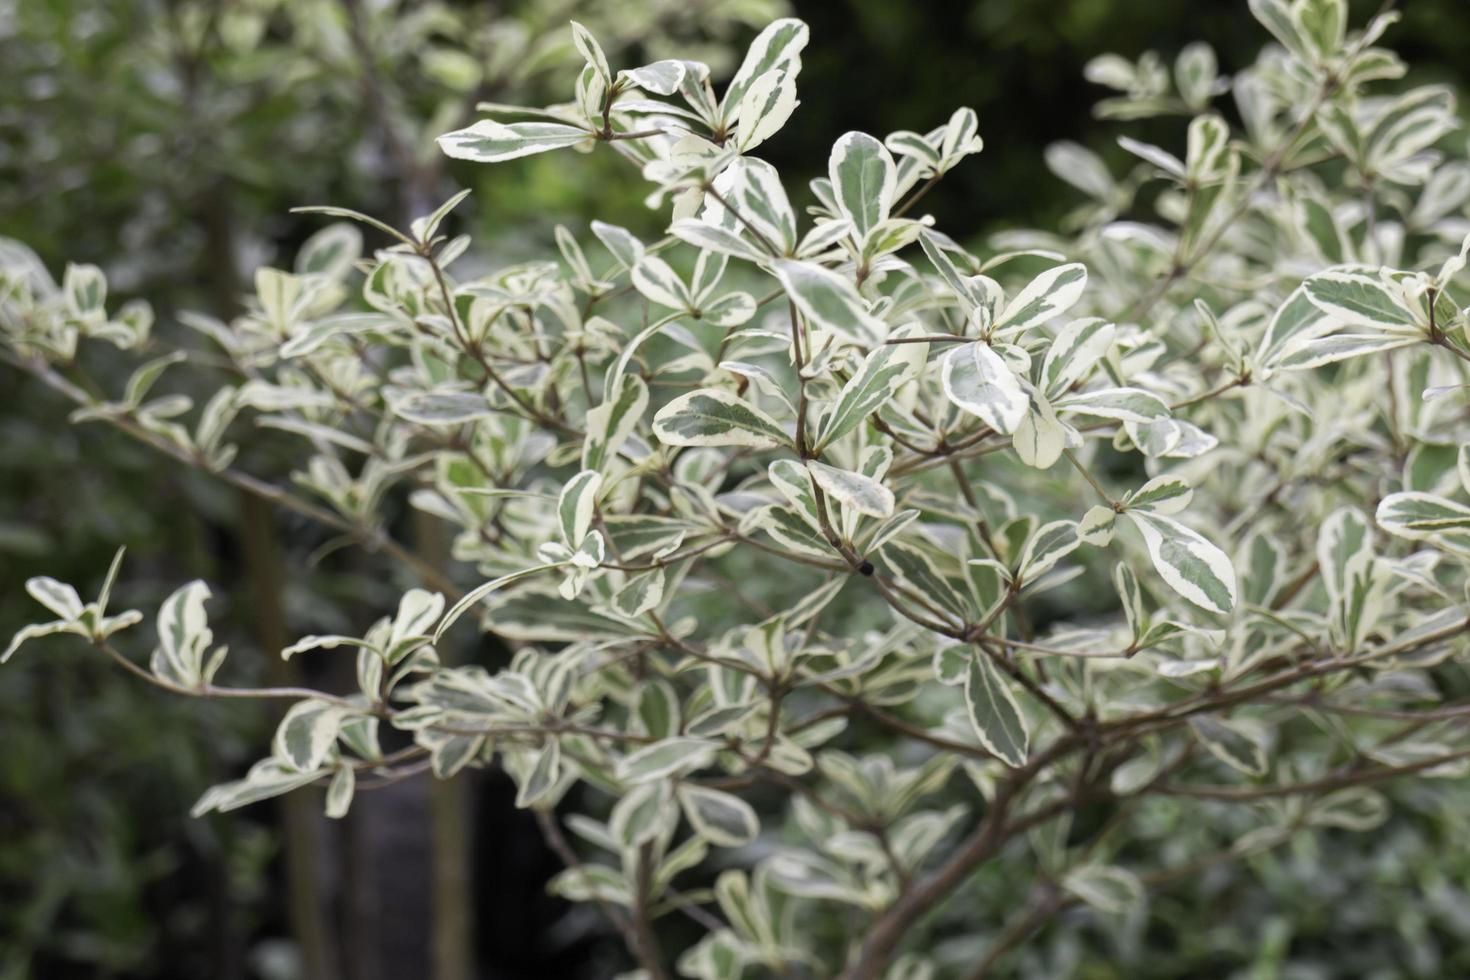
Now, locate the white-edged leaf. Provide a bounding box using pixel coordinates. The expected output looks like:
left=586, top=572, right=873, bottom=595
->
left=390, top=391, right=493, bottom=425
left=620, top=60, right=686, bottom=95
left=828, top=132, right=896, bottom=240
left=772, top=259, right=885, bottom=342
left=963, top=652, right=1029, bottom=767
left=1063, top=865, right=1144, bottom=916
left=1055, top=387, right=1169, bottom=422
left=1189, top=716, right=1266, bottom=776
left=1123, top=474, right=1193, bottom=515
left=2, top=621, right=76, bottom=664
left=1012, top=393, right=1072, bottom=469
left=618, top=738, right=719, bottom=783
left=1041, top=317, right=1115, bottom=396
left=678, top=784, right=759, bottom=846
left=434, top=564, right=561, bottom=643
left=325, top=765, right=355, bottom=819
left=653, top=388, right=790, bottom=449
left=735, top=69, right=799, bottom=153
left=1016, top=520, right=1081, bottom=581
left=613, top=570, right=667, bottom=619
left=558, top=470, right=603, bottom=548
left=437, top=120, right=591, bottom=162
left=722, top=18, right=810, bottom=114
left=274, top=699, right=348, bottom=772
left=1302, top=270, right=1421, bottom=330
left=807, top=460, right=895, bottom=519
left=942, top=342, right=1028, bottom=434
left=1128, top=512, right=1237, bottom=615
left=25, top=577, right=83, bottom=621
left=583, top=375, right=648, bottom=472
left=152, top=580, right=215, bottom=688
left=1377, top=492, right=1470, bottom=539
left=815, top=340, right=926, bottom=450
left=994, top=263, right=1088, bottom=337
left=632, top=255, right=690, bottom=309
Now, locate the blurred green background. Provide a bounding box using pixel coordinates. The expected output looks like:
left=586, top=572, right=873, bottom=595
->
left=4, top=1, right=1470, bottom=978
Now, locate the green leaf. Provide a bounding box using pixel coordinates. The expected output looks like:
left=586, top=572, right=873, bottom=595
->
left=882, top=541, right=970, bottom=621
left=591, top=221, right=646, bottom=270
left=1078, top=505, right=1117, bottom=546
left=815, top=340, right=927, bottom=451
left=919, top=230, right=997, bottom=325
left=1118, top=135, right=1186, bottom=181
left=279, top=313, right=386, bottom=358
left=1280, top=333, right=1421, bottom=371
left=256, top=268, right=304, bottom=335
left=62, top=261, right=106, bottom=317
left=1127, top=512, right=1237, bottom=615
left=1175, top=42, right=1219, bottom=110
left=438, top=120, right=591, bottom=163
left=1316, top=506, right=1384, bottom=651
left=942, top=342, right=1028, bottom=434
left=1049, top=140, right=1118, bottom=202
left=653, top=388, right=790, bottom=450
left=296, top=223, right=362, bottom=279
left=515, top=742, right=562, bottom=807
left=1239, top=530, right=1284, bottom=608
left=1295, top=0, right=1346, bottom=59
left=829, top=132, right=896, bottom=241
left=1319, top=507, right=1374, bottom=600
left=963, top=651, right=1029, bottom=767
left=1257, top=285, right=1338, bottom=367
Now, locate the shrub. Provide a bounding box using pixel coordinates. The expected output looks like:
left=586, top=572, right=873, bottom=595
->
left=6, top=2, right=1470, bottom=976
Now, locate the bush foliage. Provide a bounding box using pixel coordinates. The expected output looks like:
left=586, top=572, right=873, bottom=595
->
left=7, top=1, right=1470, bottom=976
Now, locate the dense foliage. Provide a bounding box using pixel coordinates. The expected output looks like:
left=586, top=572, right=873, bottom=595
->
left=7, top=1, right=1470, bottom=976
